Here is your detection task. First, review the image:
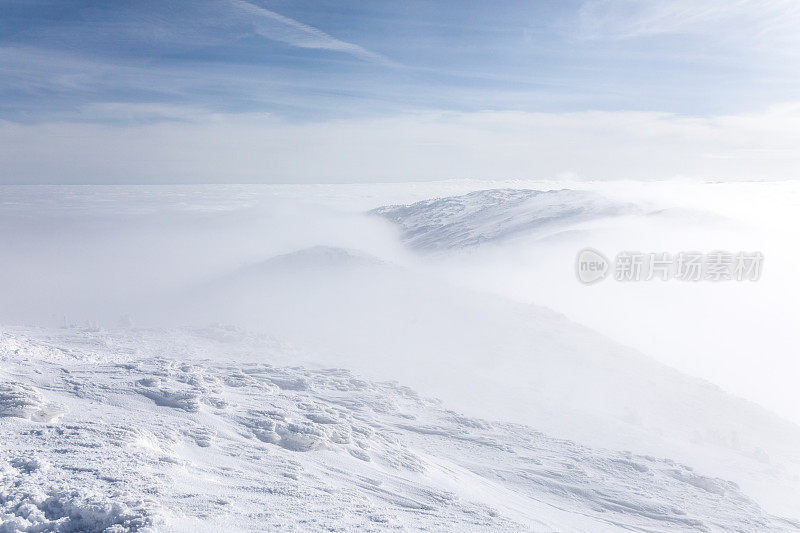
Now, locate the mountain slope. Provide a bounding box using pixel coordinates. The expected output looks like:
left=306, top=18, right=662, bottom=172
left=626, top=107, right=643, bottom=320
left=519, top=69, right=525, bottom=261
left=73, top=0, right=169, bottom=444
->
left=155, top=246, right=800, bottom=518
left=371, top=189, right=634, bottom=250
left=1, top=326, right=797, bottom=532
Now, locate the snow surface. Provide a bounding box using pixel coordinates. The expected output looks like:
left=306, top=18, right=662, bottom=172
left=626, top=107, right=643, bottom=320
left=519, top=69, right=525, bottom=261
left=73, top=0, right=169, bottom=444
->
left=161, top=244, right=800, bottom=519
left=365, top=183, right=800, bottom=433
left=2, top=326, right=798, bottom=532
left=1, top=182, right=799, bottom=531
left=371, top=189, right=634, bottom=250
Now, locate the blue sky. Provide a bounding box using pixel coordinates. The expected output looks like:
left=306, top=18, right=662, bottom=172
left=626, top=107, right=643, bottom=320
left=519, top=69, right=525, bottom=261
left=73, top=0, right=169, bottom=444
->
left=2, top=0, right=800, bottom=182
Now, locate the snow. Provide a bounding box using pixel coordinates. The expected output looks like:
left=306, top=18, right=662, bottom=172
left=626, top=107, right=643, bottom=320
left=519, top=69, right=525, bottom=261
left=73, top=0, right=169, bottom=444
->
left=372, top=188, right=634, bottom=250
left=364, top=182, right=800, bottom=432
left=160, top=244, right=800, bottom=519
left=2, top=326, right=798, bottom=532
left=1, top=181, right=800, bottom=531
left=0, top=383, right=65, bottom=423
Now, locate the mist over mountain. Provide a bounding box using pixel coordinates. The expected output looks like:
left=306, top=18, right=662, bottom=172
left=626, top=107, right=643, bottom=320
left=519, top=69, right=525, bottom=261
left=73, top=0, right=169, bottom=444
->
left=2, top=181, right=799, bottom=530
left=5, top=0, right=800, bottom=529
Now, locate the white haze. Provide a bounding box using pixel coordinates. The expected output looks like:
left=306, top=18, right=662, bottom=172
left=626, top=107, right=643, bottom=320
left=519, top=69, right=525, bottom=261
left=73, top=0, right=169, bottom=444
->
left=1, top=181, right=797, bottom=422
left=2, top=180, right=799, bottom=518
left=4, top=104, right=800, bottom=184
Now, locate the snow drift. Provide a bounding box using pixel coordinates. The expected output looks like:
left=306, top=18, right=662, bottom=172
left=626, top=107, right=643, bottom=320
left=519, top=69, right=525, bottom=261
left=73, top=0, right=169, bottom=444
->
left=158, top=245, right=800, bottom=517
left=2, top=326, right=797, bottom=532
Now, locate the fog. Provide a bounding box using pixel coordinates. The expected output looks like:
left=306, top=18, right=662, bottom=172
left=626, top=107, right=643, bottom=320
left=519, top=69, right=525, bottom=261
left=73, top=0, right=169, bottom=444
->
left=1, top=181, right=796, bottom=423
left=2, top=180, right=800, bottom=515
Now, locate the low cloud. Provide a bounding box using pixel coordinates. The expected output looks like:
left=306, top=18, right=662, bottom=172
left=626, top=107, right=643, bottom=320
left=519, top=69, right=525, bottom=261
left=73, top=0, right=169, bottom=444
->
left=2, top=104, right=800, bottom=183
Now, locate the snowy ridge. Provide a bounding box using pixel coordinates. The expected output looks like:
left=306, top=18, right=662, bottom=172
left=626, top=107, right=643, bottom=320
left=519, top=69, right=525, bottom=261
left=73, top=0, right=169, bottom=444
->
left=235, top=245, right=389, bottom=275
left=2, top=327, right=798, bottom=532
left=168, top=246, right=800, bottom=518
left=371, top=189, right=633, bottom=250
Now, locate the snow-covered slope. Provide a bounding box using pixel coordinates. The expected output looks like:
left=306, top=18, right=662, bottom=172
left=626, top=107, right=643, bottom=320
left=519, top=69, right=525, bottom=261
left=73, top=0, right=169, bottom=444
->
left=2, top=184, right=799, bottom=530
left=2, top=326, right=797, bottom=532
left=371, top=189, right=634, bottom=250
left=157, top=246, right=800, bottom=519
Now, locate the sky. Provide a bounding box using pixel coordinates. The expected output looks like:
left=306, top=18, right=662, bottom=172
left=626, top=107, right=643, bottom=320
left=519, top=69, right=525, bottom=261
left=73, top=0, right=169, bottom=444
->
left=2, top=0, right=800, bottom=183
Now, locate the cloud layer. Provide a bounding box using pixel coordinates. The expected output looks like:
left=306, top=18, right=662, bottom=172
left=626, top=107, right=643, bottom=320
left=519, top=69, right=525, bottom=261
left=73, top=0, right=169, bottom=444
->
left=3, top=104, right=800, bottom=183
left=3, top=0, right=800, bottom=182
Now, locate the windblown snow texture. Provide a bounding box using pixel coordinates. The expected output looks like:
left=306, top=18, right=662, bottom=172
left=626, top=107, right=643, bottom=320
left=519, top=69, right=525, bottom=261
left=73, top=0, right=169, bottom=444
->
left=371, top=189, right=633, bottom=250
left=1, top=327, right=798, bottom=532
